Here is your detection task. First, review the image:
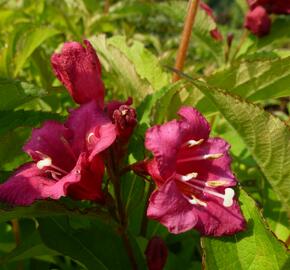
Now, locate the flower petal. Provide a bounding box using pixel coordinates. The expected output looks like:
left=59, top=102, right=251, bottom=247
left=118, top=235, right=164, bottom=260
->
left=192, top=196, right=246, bottom=236
left=147, top=180, right=245, bottom=236
left=23, top=121, right=76, bottom=172
left=178, top=106, right=210, bottom=141
left=41, top=153, right=86, bottom=200
left=147, top=180, right=198, bottom=234
left=177, top=138, right=236, bottom=186
left=66, top=155, right=105, bottom=202
left=0, top=163, right=56, bottom=205
left=65, top=101, right=116, bottom=160
left=145, top=120, right=185, bottom=179
left=51, top=40, right=104, bottom=107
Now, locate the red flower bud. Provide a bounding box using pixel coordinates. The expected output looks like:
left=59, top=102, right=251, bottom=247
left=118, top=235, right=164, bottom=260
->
left=113, top=105, right=137, bottom=141
left=244, top=6, right=271, bottom=37
left=145, top=236, right=168, bottom=270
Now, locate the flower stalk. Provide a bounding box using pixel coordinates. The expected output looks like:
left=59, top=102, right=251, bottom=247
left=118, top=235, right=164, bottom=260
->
left=173, top=0, right=200, bottom=82
left=106, top=149, right=138, bottom=270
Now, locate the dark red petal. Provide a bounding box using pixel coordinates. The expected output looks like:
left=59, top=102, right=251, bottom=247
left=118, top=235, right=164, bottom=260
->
left=178, top=107, right=210, bottom=141
left=65, top=154, right=104, bottom=202
left=23, top=121, right=75, bottom=172
left=147, top=159, right=166, bottom=187
left=0, top=163, right=56, bottom=206
left=244, top=6, right=271, bottom=37
left=193, top=196, right=246, bottom=236
left=177, top=138, right=236, bottom=186
left=65, top=101, right=116, bottom=160
left=51, top=40, right=104, bottom=106
left=147, top=180, right=198, bottom=234
left=147, top=180, right=245, bottom=236
left=145, top=120, right=185, bottom=179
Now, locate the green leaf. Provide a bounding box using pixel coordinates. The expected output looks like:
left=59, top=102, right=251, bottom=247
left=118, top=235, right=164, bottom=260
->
left=202, top=190, right=290, bottom=270
left=108, top=36, right=170, bottom=90
left=0, top=200, right=112, bottom=225
left=38, top=217, right=133, bottom=270
left=0, top=110, right=63, bottom=136
left=14, top=26, right=59, bottom=76
left=0, top=231, right=58, bottom=264
left=207, top=56, right=290, bottom=101
left=89, top=35, right=153, bottom=103
left=193, top=4, right=223, bottom=61
left=0, top=77, right=46, bottom=111
left=192, top=80, right=290, bottom=213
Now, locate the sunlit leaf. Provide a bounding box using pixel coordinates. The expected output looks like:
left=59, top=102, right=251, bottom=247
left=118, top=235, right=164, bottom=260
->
left=202, top=190, right=290, bottom=270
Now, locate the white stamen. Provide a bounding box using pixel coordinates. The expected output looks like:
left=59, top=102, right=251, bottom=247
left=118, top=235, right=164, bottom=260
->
left=223, top=188, right=235, bottom=207
left=203, top=153, right=223, bottom=159
left=87, top=132, right=96, bottom=144
left=188, top=195, right=207, bottom=206
left=37, top=157, right=52, bottom=169
left=183, top=181, right=235, bottom=208
left=177, top=153, right=223, bottom=164
left=186, top=139, right=204, bottom=147
left=206, top=180, right=228, bottom=187
left=178, top=172, right=198, bottom=181
left=121, top=109, right=128, bottom=116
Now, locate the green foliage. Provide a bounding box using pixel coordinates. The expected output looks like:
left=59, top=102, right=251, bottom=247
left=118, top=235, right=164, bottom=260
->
left=0, top=0, right=289, bottom=269
left=202, top=190, right=290, bottom=270
left=0, top=78, right=46, bottom=111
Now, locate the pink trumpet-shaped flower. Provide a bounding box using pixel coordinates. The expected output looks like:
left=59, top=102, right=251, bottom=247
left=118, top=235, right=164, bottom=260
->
left=144, top=107, right=246, bottom=236
left=0, top=102, right=116, bottom=205
left=51, top=40, right=105, bottom=107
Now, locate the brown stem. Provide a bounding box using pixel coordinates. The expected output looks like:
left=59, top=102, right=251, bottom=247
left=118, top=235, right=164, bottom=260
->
left=11, top=219, right=23, bottom=270
left=140, top=181, right=154, bottom=237
left=172, top=0, right=200, bottom=82
left=104, top=0, right=110, bottom=14
left=11, top=219, right=20, bottom=245
left=106, top=149, right=138, bottom=270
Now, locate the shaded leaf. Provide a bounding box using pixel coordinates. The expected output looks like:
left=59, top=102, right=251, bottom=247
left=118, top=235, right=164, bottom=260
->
left=38, top=217, right=133, bottom=270
left=0, top=78, right=46, bottom=111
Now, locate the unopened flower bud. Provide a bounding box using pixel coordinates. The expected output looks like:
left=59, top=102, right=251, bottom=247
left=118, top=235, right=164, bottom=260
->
left=244, top=6, right=271, bottom=37
left=145, top=236, right=168, bottom=270
left=113, top=105, right=137, bottom=141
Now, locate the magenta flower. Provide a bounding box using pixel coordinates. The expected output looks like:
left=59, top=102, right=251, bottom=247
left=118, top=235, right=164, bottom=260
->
left=0, top=101, right=116, bottom=205
left=244, top=6, right=271, bottom=37
left=144, top=107, right=246, bottom=236
left=51, top=40, right=105, bottom=107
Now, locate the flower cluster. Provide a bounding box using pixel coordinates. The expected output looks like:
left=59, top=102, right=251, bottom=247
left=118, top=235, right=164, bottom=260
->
left=0, top=41, right=135, bottom=205
left=0, top=40, right=245, bottom=238
left=244, top=0, right=290, bottom=37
